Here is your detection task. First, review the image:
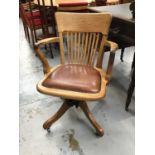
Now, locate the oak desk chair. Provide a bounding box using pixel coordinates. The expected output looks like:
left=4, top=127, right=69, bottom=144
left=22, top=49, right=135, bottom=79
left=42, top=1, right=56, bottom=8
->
left=35, top=12, right=118, bottom=136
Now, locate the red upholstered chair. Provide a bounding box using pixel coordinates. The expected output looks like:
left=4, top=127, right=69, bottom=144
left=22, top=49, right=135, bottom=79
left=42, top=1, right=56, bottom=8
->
left=19, top=1, right=44, bottom=48
left=35, top=12, right=118, bottom=136
left=20, top=0, right=56, bottom=57
left=32, top=0, right=57, bottom=57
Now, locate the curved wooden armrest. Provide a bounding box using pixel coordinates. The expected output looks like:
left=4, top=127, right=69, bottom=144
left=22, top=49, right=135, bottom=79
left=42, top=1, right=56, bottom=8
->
left=35, top=37, right=60, bottom=47
left=105, top=40, right=118, bottom=53
left=35, top=37, right=60, bottom=74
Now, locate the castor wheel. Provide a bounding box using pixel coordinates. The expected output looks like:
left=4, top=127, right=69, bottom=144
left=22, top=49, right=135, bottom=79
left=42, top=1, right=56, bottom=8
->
left=47, top=128, right=51, bottom=133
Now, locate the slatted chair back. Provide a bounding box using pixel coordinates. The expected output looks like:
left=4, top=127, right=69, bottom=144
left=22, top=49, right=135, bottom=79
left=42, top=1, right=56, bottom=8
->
left=55, top=12, right=112, bottom=68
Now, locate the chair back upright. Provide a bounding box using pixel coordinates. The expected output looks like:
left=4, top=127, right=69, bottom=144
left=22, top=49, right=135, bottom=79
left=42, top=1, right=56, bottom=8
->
left=55, top=12, right=112, bottom=68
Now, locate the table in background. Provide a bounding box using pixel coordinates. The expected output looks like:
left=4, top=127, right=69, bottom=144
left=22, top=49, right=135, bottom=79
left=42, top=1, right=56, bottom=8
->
left=88, top=3, right=135, bottom=62
left=33, top=0, right=94, bottom=7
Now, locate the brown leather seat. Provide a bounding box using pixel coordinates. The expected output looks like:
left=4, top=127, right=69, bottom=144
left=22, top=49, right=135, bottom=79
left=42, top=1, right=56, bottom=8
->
left=42, top=64, right=101, bottom=93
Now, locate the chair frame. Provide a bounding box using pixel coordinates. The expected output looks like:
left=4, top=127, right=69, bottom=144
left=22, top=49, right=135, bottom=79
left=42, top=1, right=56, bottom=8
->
left=35, top=12, right=118, bottom=136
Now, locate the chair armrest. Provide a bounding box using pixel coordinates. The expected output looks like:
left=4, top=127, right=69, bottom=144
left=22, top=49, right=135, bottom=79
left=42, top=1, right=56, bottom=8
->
left=35, top=37, right=60, bottom=46
left=34, top=37, right=60, bottom=74
left=105, top=40, right=118, bottom=53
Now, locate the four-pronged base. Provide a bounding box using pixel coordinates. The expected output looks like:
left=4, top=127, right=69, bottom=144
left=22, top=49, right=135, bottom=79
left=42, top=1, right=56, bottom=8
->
left=43, top=99, right=104, bottom=136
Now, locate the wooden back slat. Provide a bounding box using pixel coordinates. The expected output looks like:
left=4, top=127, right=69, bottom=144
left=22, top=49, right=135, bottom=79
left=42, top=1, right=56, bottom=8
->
left=77, top=32, right=81, bottom=63
left=74, top=32, right=77, bottom=63
left=86, top=32, right=93, bottom=64
left=88, top=33, right=96, bottom=65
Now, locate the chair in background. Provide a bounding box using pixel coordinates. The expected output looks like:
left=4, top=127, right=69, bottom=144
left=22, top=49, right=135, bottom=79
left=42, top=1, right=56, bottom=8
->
left=35, top=12, right=118, bottom=136
left=19, top=0, right=57, bottom=57
left=19, top=0, right=42, bottom=48
left=35, top=0, right=57, bottom=57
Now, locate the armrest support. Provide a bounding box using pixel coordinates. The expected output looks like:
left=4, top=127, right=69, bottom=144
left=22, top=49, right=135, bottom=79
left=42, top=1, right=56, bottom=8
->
left=34, top=37, right=60, bottom=74
left=105, top=40, right=118, bottom=82
left=35, top=47, right=51, bottom=74
left=105, top=40, right=118, bottom=53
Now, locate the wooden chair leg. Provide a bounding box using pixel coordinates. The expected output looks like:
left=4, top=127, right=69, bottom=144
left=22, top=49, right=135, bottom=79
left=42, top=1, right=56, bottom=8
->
left=23, top=24, right=30, bottom=43
left=26, top=27, right=30, bottom=43
left=79, top=101, right=104, bottom=136
left=120, top=48, right=125, bottom=62
left=44, top=44, right=48, bottom=50
left=43, top=101, right=72, bottom=130
left=125, top=67, right=135, bottom=111
left=30, top=29, right=35, bottom=49
left=131, top=53, right=135, bottom=69
left=49, top=43, right=54, bottom=58
left=23, top=23, right=28, bottom=40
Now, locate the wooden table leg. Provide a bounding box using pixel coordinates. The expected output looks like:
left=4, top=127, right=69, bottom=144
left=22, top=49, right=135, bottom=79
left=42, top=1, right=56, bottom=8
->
left=125, top=67, right=135, bottom=111
left=120, top=47, right=125, bottom=62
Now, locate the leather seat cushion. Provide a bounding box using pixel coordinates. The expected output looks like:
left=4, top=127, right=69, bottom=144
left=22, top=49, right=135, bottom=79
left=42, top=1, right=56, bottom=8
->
left=42, top=64, right=101, bottom=93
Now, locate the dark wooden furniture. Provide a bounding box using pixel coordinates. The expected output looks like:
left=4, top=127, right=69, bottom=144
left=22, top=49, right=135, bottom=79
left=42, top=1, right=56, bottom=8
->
left=125, top=53, right=135, bottom=111
left=95, top=0, right=106, bottom=6
left=57, top=1, right=89, bottom=12
left=35, top=0, right=58, bottom=57
left=88, top=2, right=135, bottom=61
left=35, top=12, right=118, bottom=136
left=19, top=1, right=43, bottom=48
left=20, top=0, right=57, bottom=57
